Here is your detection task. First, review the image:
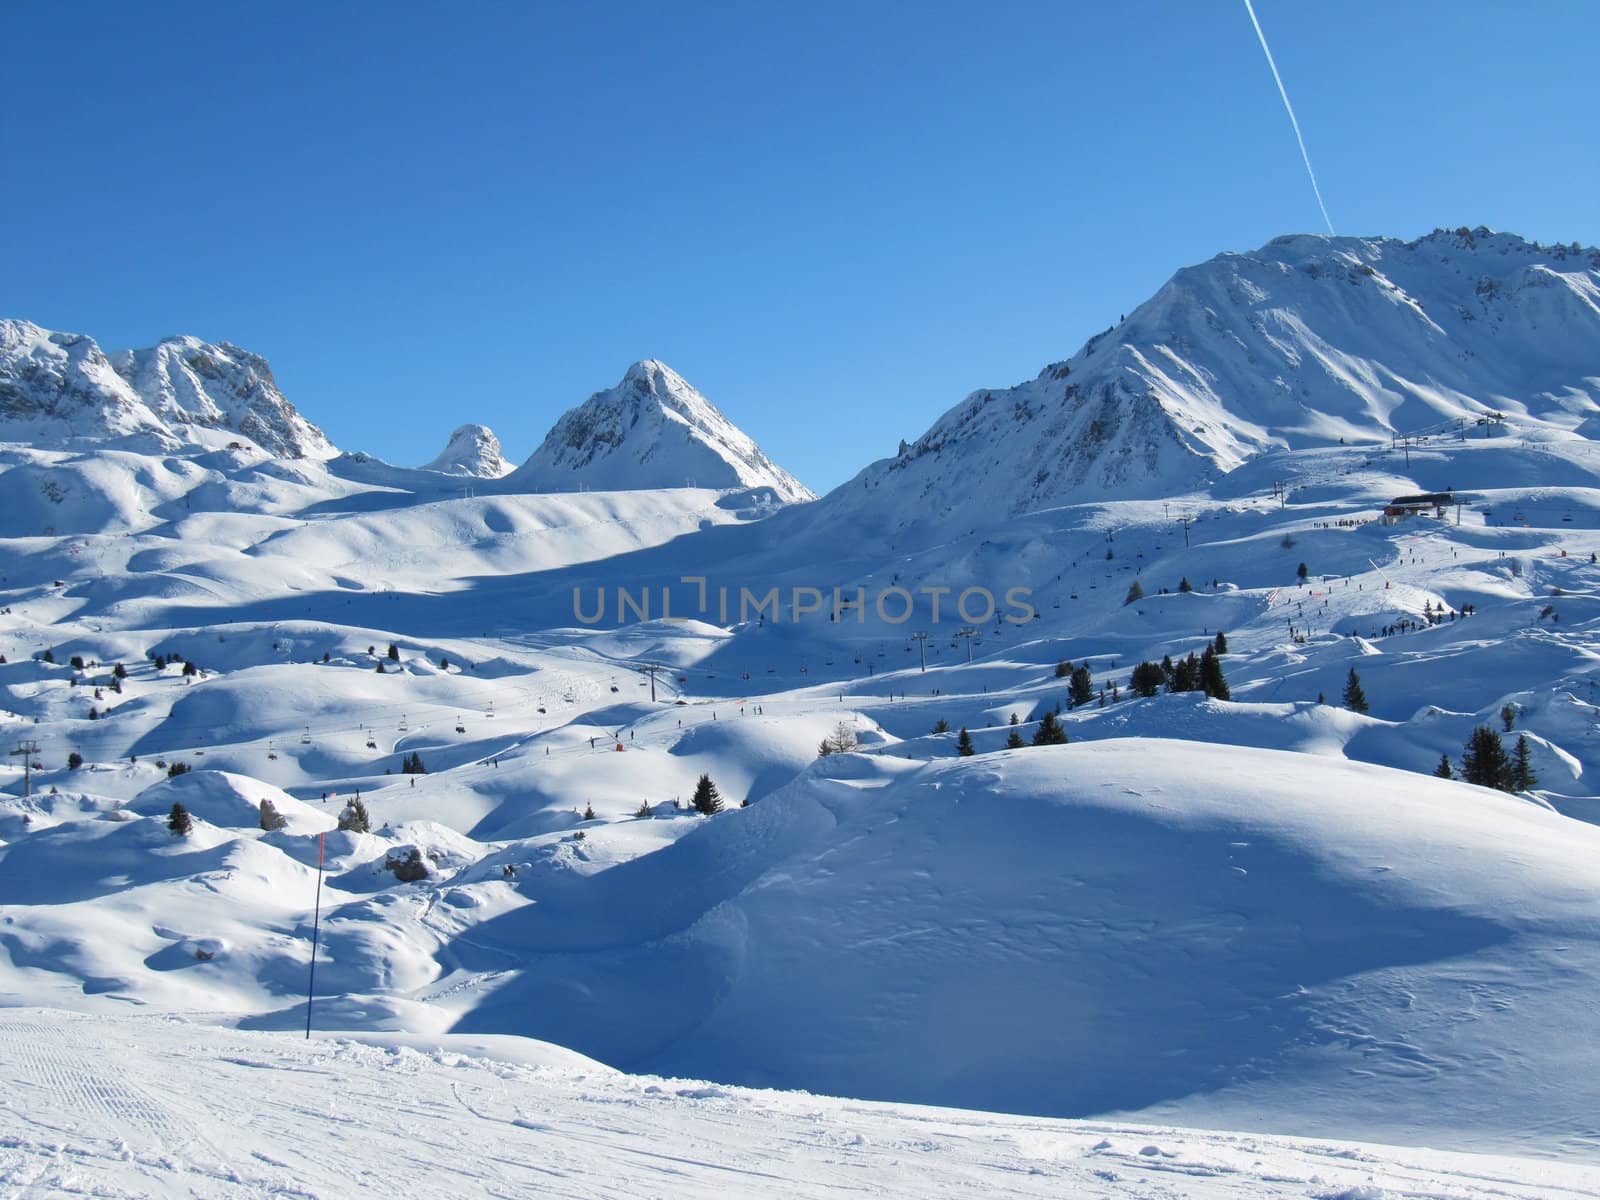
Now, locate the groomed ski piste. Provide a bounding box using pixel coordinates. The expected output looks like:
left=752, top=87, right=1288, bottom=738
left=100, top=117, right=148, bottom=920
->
left=5, top=232, right=1600, bottom=1195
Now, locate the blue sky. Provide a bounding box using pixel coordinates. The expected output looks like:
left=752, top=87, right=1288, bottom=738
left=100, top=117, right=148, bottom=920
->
left=5, top=2, right=1598, bottom=490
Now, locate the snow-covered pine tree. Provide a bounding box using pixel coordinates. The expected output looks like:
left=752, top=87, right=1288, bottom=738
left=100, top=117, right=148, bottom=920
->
left=1343, top=667, right=1369, bottom=714
left=1511, top=734, right=1538, bottom=791
left=1068, top=665, right=1094, bottom=708
left=1461, top=726, right=1513, bottom=791
left=338, top=797, right=371, bottom=833
left=692, top=774, right=723, bottom=815
left=1031, top=710, right=1069, bottom=746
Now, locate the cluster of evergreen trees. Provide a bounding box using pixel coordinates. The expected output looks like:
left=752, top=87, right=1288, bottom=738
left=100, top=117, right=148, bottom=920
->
left=1436, top=727, right=1538, bottom=792
left=1128, top=639, right=1230, bottom=700
left=400, top=751, right=427, bottom=774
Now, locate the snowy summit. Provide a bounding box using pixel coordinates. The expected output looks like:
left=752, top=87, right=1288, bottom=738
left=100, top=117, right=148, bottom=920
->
left=510, top=360, right=813, bottom=501
left=827, top=229, right=1600, bottom=535
left=0, top=319, right=335, bottom=459
left=422, top=423, right=513, bottom=478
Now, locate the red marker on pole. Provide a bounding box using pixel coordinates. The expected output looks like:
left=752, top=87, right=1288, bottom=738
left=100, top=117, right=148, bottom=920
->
left=305, top=831, right=325, bottom=1039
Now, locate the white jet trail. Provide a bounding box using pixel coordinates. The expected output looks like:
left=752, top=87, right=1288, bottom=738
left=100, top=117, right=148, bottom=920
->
left=1241, top=0, right=1335, bottom=235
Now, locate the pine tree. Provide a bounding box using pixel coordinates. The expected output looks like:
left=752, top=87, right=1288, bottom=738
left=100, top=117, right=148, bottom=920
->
left=439, top=655, right=450, bottom=670
left=387, top=643, right=400, bottom=662
left=167, top=761, right=191, bottom=777
left=1297, top=562, right=1309, bottom=582
left=1433, top=754, right=1453, bottom=779
left=1199, top=646, right=1230, bottom=700
left=636, top=799, right=653, bottom=818
left=583, top=802, right=597, bottom=821
left=67, top=751, right=84, bottom=769
left=1214, top=631, right=1228, bottom=655
left=817, top=738, right=833, bottom=758
left=167, top=802, right=192, bottom=837
left=113, top=662, right=127, bottom=679
left=70, top=654, right=85, bottom=671
left=338, top=797, right=371, bottom=832
left=1005, top=728, right=1025, bottom=749
left=1124, top=580, right=1145, bottom=605
left=259, top=799, right=287, bottom=831
left=1054, top=660, right=1072, bottom=678
left=1169, top=654, right=1199, bottom=693
left=1068, top=665, right=1094, bottom=709
left=1031, top=710, right=1069, bottom=746
left=1178, top=577, right=1193, bottom=593
left=1342, top=667, right=1369, bottom=714
left=692, top=774, right=723, bottom=815
left=1511, top=734, right=1538, bottom=791
left=182, top=660, right=198, bottom=678
left=1460, top=726, right=1513, bottom=791
left=1008, top=712, right=1020, bottom=726
left=931, top=718, right=950, bottom=734
left=375, top=661, right=386, bottom=673
left=322, top=651, right=331, bottom=663
left=1129, top=661, right=1165, bottom=698
left=1500, top=703, right=1518, bottom=732
left=956, top=728, right=975, bottom=756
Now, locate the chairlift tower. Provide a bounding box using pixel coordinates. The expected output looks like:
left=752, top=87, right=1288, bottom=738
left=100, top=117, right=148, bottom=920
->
left=9, top=739, right=40, bottom=797
left=956, top=628, right=978, bottom=663
left=911, top=631, right=931, bottom=673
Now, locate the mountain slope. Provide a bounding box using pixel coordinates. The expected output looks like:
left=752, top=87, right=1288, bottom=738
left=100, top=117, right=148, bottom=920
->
left=510, top=361, right=812, bottom=502
left=813, top=229, right=1600, bottom=537
left=0, top=320, right=334, bottom=458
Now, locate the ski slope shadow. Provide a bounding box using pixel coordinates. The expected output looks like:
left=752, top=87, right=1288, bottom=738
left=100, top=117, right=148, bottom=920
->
left=446, top=750, right=1512, bottom=1121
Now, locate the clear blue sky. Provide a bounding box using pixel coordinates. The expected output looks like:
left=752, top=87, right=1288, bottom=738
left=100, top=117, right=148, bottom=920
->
left=5, top=2, right=1597, bottom=491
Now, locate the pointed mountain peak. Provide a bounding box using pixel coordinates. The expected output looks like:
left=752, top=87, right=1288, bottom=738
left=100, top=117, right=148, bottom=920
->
left=509, top=362, right=812, bottom=503
left=423, top=423, right=512, bottom=478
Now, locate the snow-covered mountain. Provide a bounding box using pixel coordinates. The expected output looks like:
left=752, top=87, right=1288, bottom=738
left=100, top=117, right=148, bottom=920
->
left=822, top=229, right=1600, bottom=535
left=510, top=360, right=813, bottom=502
left=423, top=423, right=512, bottom=477
left=0, top=320, right=335, bottom=459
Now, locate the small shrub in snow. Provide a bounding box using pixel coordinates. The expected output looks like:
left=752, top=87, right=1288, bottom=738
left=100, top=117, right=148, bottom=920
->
left=338, top=797, right=371, bottom=833
left=259, top=799, right=287, bottom=831
left=67, top=751, right=83, bottom=769
left=167, top=761, right=191, bottom=778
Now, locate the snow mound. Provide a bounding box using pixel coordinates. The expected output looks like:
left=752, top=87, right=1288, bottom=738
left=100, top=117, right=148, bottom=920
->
left=454, top=738, right=1600, bottom=1154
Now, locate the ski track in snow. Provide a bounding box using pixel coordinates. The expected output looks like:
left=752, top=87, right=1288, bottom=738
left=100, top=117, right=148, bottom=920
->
left=0, top=1010, right=1594, bottom=1199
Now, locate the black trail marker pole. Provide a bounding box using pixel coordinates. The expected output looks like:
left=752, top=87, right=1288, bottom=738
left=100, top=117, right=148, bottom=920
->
left=305, top=831, right=325, bottom=1039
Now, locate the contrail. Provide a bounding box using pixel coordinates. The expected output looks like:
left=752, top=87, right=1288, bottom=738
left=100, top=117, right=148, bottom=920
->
left=1241, top=0, right=1335, bottom=235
